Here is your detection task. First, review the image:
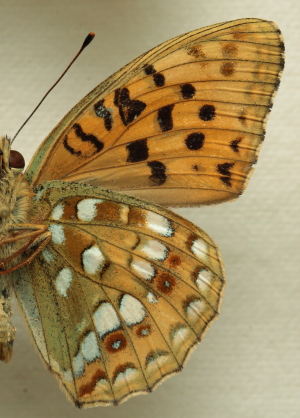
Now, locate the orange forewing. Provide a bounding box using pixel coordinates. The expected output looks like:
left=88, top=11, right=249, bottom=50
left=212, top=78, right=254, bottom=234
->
left=26, top=19, right=284, bottom=206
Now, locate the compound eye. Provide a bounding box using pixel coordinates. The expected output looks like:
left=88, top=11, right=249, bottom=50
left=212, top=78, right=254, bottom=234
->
left=9, top=150, right=25, bottom=169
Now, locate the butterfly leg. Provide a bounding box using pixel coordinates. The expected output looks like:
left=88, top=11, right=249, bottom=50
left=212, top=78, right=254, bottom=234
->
left=0, top=224, right=51, bottom=275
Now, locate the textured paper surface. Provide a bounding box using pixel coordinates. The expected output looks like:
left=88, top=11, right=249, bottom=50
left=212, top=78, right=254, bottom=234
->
left=0, top=1, right=298, bottom=417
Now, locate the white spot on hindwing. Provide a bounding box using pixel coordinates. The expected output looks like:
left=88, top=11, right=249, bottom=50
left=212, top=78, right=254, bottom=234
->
left=49, top=224, right=65, bottom=245
left=186, top=299, right=205, bottom=320
left=114, top=366, right=139, bottom=386
left=196, top=269, right=213, bottom=291
left=147, top=292, right=158, bottom=304
left=77, top=198, right=103, bottom=222
left=191, top=238, right=208, bottom=260
left=141, top=239, right=168, bottom=260
left=73, top=351, right=84, bottom=377
left=145, top=211, right=173, bottom=237
left=171, top=325, right=189, bottom=346
left=42, top=248, right=54, bottom=263
left=82, top=245, right=105, bottom=274
left=119, top=294, right=146, bottom=326
left=55, top=268, right=72, bottom=297
left=81, top=331, right=100, bottom=362
left=131, top=258, right=155, bottom=280
left=93, top=302, right=120, bottom=338
left=51, top=203, right=64, bottom=220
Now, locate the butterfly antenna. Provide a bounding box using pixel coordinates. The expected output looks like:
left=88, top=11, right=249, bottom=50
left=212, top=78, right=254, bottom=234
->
left=11, top=32, right=95, bottom=144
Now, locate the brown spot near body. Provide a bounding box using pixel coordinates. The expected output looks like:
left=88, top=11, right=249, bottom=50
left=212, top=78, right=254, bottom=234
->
left=128, top=207, right=145, bottom=227
left=155, top=272, right=176, bottom=294
left=61, top=197, right=81, bottom=219
left=136, top=324, right=151, bottom=337
left=94, top=201, right=122, bottom=222
left=193, top=165, right=199, bottom=171
left=78, top=369, right=108, bottom=397
left=186, top=45, right=206, bottom=59
left=222, top=42, right=238, bottom=58
left=167, top=254, right=182, bottom=268
left=104, top=331, right=127, bottom=353
left=220, top=61, right=235, bottom=77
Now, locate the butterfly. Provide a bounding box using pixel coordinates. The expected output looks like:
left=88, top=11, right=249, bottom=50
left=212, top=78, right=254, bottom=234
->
left=0, top=18, right=284, bottom=408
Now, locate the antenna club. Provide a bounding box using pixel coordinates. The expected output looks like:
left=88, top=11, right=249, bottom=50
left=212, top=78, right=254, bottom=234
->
left=81, top=32, right=95, bottom=51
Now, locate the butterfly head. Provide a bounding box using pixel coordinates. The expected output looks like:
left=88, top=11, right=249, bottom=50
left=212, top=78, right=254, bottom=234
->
left=0, top=136, right=25, bottom=176
left=0, top=137, right=29, bottom=225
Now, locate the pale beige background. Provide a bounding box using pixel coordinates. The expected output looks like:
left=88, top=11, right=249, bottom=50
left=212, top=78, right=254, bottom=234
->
left=0, top=0, right=298, bottom=417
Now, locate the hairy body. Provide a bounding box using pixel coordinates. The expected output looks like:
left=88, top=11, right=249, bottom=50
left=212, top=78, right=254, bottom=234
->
left=0, top=137, right=32, bottom=361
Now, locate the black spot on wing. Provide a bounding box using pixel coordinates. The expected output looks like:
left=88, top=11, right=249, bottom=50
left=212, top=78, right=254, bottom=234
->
left=143, top=64, right=165, bottom=86
left=114, top=88, right=146, bottom=126
left=94, top=99, right=113, bottom=131
left=153, top=73, right=165, bottom=87
left=185, top=132, right=205, bottom=150
left=181, top=83, right=196, bottom=99
left=199, top=104, right=215, bottom=121
left=63, top=123, right=104, bottom=156
left=147, top=161, right=167, bottom=186
left=126, top=139, right=149, bottom=163
left=230, top=137, right=242, bottom=153
left=157, top=104, right=174, bottom=132
left=217, top=162, right=235, bottom=187
left=144, top=64, right=156, bottom=75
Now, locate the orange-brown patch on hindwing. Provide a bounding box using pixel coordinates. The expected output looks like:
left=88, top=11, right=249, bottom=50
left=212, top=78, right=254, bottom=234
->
left=136, top=324, right=151, bottom=338
left=63, top=228, right=96, bottom=264
left=78, top=369, right=109, bottom=397
left=104, top=331, right=127, bottom=354
left=128, top=207, right=145, bottom=228
left=166, top=254, right=182, bottom=269
left=155, top=272, right=176, bottom=295
left=94, top=201, right=125, bottom=223
left=61, top=196, right=82, bottom=220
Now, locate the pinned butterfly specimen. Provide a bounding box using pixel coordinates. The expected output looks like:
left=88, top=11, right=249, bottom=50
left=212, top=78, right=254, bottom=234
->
left=0, top=18, right=284, bottom=408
